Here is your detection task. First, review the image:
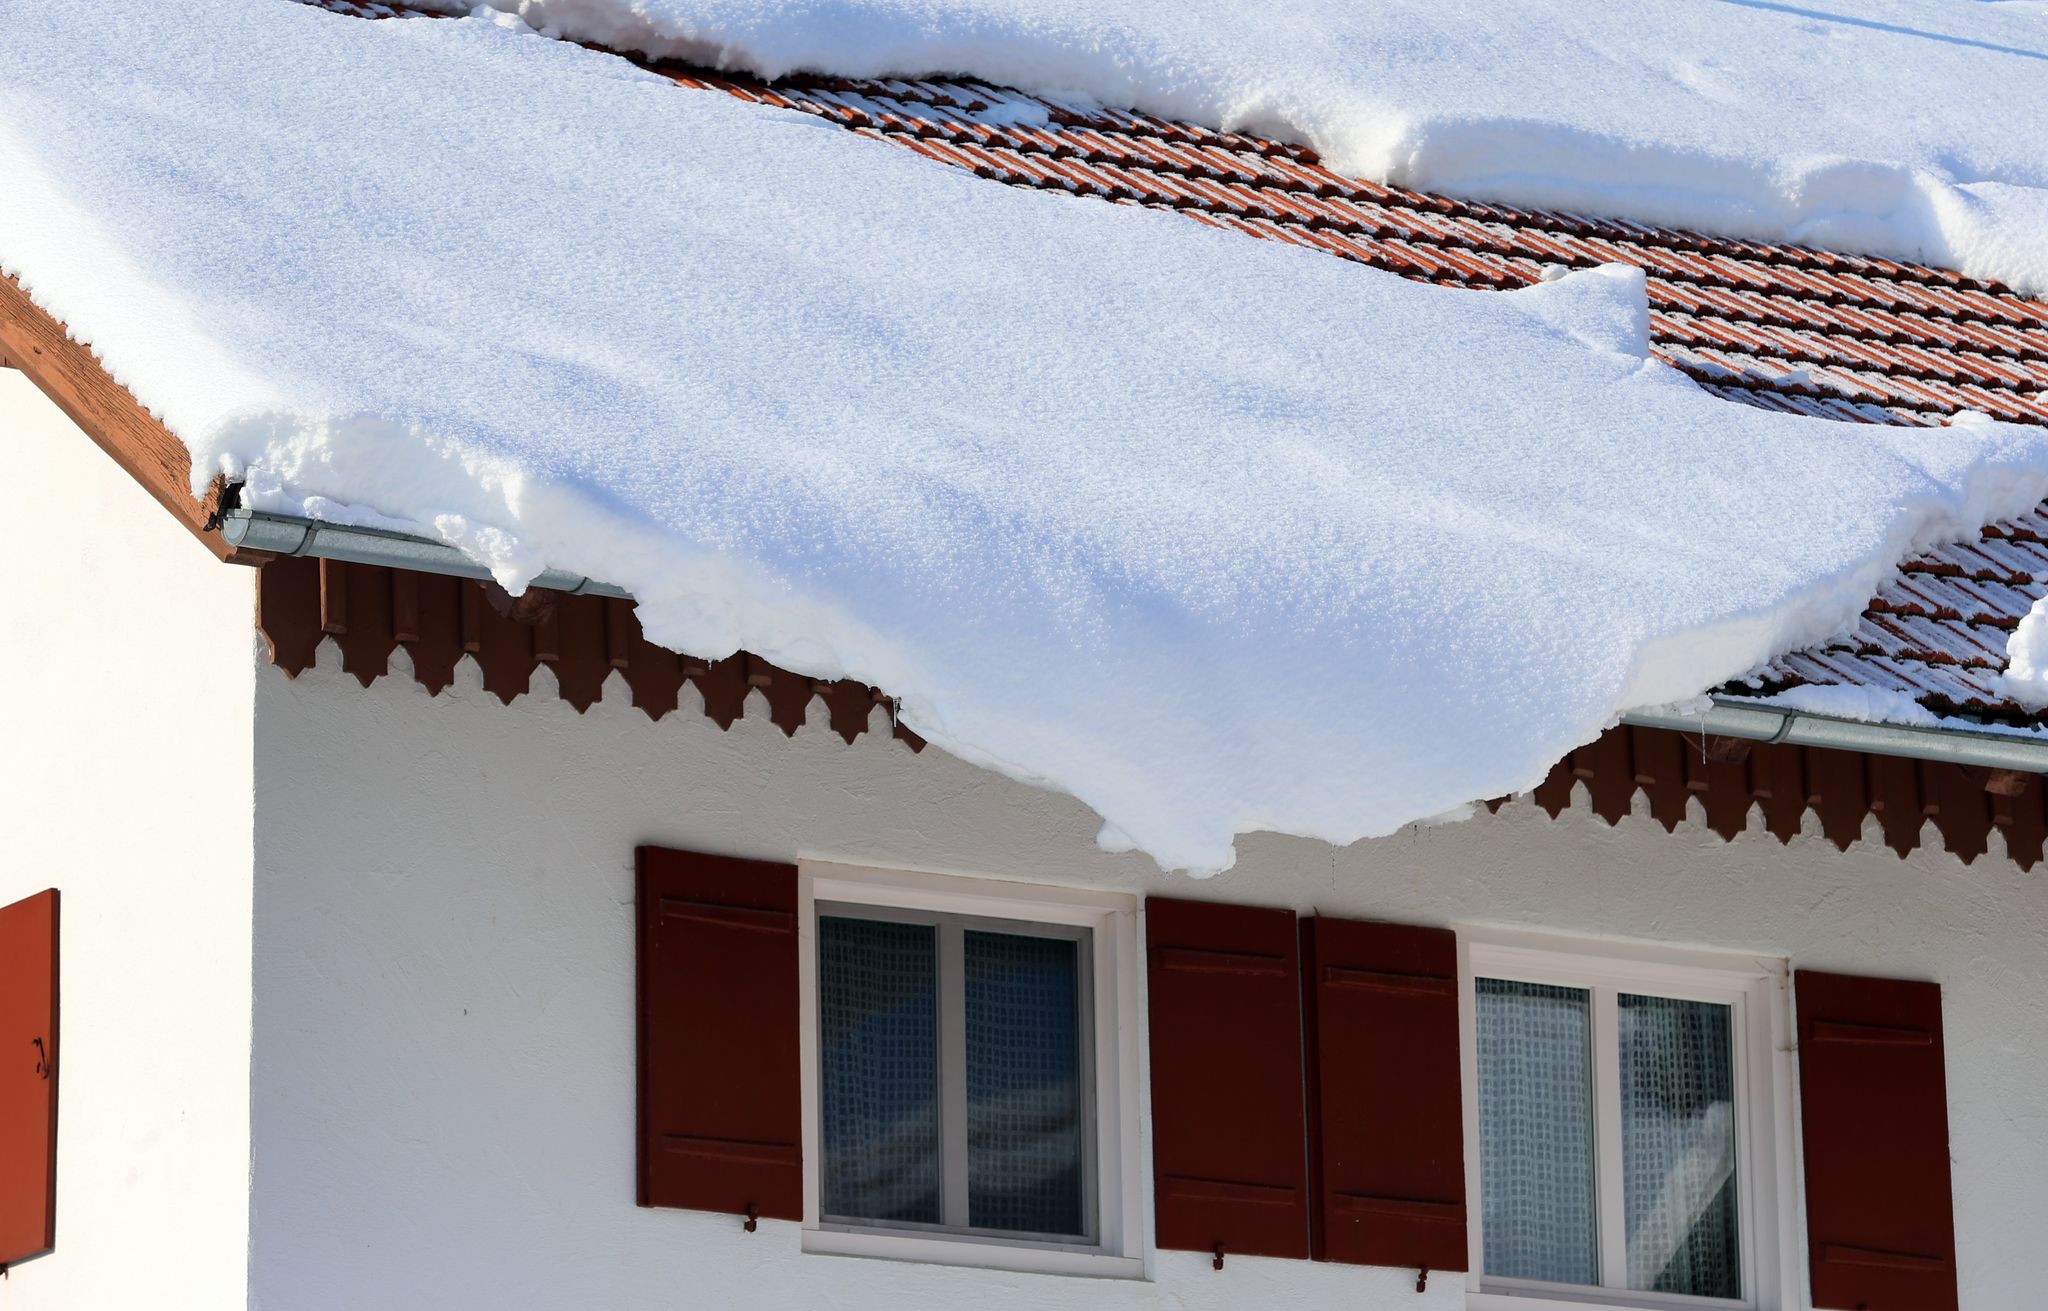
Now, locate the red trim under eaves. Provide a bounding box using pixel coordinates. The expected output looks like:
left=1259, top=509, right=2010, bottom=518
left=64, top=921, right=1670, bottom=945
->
left=1520, top=723, right=2047, bottom=869
left=257, top=553, right=927, bottom=751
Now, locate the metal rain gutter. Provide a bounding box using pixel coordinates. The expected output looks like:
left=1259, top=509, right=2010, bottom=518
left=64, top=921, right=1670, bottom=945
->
left=224, top=507, right=2048, bottom=777
left=218, top=506, right=633, bottom=600
left=1621, top=700, right=2048, bottom=776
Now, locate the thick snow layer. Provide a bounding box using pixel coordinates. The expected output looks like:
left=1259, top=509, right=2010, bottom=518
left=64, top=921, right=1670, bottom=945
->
left=6, top=0, right=2048, bottom=873
left=432, top=0, right=2048, bottom=296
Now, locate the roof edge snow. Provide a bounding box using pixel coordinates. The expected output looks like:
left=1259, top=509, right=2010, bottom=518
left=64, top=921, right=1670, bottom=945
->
left=10, top=260, right=2045, bottom=869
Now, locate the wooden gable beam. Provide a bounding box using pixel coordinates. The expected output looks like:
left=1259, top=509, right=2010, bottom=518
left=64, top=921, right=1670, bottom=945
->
left=0, top=274, right=254, bottom=563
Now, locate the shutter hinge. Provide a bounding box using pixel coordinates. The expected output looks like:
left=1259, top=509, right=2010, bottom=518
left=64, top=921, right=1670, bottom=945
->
left=32, top=1036, right=51, bottom=1080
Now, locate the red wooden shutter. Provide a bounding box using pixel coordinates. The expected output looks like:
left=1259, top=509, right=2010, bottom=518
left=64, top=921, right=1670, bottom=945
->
left=1145, top=896, right=1309, bottom=1260
left=0, top=889, right=58, bottom=1270
left=1795, top=970, right=1958, bottom=1311
left=637, top=848, right=801, bottom=1220
left=1300, top=915, right=1466, bottom=1273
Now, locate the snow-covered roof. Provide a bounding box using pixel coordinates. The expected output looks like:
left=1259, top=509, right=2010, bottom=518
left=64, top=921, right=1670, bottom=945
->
left=6, top=0, right=2048, bottom=874
left=295, top=4, right=2048, bottom=734
left=619, top=49, right=2048, bottom=730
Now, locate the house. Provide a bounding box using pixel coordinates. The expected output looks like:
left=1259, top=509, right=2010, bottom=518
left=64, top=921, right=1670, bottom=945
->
left=4, top=2, right=2048, bottom=1309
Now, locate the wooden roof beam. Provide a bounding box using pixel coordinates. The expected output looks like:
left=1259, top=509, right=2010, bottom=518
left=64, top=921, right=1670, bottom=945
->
left=0, top=274, right=256, bottom=563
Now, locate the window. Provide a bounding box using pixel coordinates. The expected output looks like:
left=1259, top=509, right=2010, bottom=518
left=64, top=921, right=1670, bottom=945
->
left=797, top=862, right=1142, bottom=1278
left=1459, top=930, right=1793, bottom=1311
left=816, top=909, right=1090, bottom=1237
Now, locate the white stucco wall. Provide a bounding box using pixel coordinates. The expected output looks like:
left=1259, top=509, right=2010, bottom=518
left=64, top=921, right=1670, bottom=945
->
left=248, top=643, right=2048, bottom=1311
left=0, top=372, right=256, bottom=1309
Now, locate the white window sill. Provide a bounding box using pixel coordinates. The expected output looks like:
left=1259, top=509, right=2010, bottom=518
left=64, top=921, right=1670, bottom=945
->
left=1469, top=1286, right=1754, bottom=1311
left=801, top=1225, right=1145, bottom=1280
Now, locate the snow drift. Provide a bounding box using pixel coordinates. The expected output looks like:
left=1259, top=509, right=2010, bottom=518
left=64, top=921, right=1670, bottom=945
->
left=2004, top=599, right=2048, bottom=710
left=3, top=0, right=2048, bottom=872
left=430, top=0, right=2048, bottom=297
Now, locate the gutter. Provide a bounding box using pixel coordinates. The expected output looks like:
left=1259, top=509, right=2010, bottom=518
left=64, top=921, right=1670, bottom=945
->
left=222, top=507, right=2048, bottom=777
left=219, top=506, right=632, bottom=600
left=1620, top=701, right=2048, bottom=777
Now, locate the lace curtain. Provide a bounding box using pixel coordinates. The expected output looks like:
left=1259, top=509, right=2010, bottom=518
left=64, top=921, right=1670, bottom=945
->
left=1476, top=979, right=1600, bottom=1284
left=818, top=917, right=942, bottom=1223
left=1620, top=994, right=1740, bottom=1297
left=965, top=930, right=1085, bottom=1236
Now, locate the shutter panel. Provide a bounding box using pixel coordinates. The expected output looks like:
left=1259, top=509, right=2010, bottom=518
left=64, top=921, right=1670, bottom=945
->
left=1300, top=916, right=1466, bottom=1272
left=637, top=848, right=801, bottom=1220
left=0, top=889, right=58, bottom=1269
left=1145, top=896, right=1309, bottom=1260
left=1795, top=970, right=1958, bottom=1311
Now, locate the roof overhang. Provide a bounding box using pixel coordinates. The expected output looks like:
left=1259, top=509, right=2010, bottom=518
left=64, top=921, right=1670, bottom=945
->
left=224, top=498, right=2048, bottom=784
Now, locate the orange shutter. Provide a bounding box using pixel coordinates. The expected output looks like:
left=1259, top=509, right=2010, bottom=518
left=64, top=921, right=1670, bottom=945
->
left=637, top=848, right=801, bottom=1221
left=1796, top=970, right=1958, bottom=1311
left=0, top=889, right=58, bottom=1269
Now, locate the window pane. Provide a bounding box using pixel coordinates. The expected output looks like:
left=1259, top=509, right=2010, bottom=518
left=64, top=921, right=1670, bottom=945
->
left=818, top=916, right=941, bottom=1224
left=1477, top=978, right=1599, bottom=1285
left=1620, top=994, right=1740, bottom=1298
left=964, top=930, right=1086, bottom=1236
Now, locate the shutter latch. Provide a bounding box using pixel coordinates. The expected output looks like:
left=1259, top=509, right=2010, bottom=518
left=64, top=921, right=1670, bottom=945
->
left=1415, top=1264, right=1428, bottom=1293
left=743, top=1203, right=759, bottom=1234
left=31, top=1036, right=50, bottom=1080
left=1211, top=1242, right=1224, bottom=1271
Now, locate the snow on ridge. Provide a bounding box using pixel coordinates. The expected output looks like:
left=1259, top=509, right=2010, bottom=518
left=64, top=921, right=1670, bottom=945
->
left=6, top=0, right=2048, bottom=873
left=429, top=0, right=2048, bottom=296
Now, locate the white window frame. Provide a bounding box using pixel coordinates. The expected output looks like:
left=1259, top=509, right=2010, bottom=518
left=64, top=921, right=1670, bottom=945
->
left=1458, top=926, right=1798, bottom=1311
left=797, top=860, right=1144, bottom=1279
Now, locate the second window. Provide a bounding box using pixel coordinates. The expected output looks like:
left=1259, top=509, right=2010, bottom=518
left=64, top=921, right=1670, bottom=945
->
left=1462, top=934, right=1787, bottom=1310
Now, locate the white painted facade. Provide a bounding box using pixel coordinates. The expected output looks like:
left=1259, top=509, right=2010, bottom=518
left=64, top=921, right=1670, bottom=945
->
left=244, top=648, right=2048, bottom=1311
left=0, top=373, right=256, bottom=1310
left=8, top=370, right=2048, bottom=1309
